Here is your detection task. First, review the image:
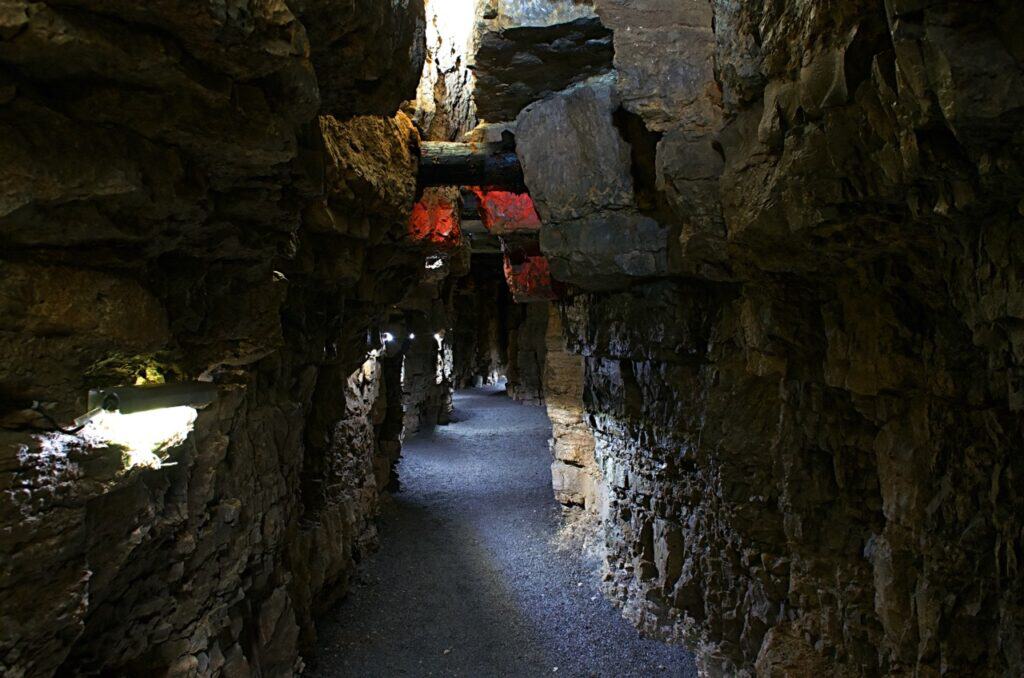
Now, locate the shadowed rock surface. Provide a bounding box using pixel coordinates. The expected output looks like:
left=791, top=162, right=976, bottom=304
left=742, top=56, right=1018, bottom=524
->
left=474, top=16, right=613, bottom=122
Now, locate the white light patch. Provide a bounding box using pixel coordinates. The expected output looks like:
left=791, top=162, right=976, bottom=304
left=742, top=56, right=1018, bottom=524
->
left=415, top=0, right=476, bottom=129
left=383, top=332, right=395, bottom=342
left=425, top=256, right=445, bottom=270
left=409, top=333, right=416, bottom=339
left=82, top=406, right=197, bottom=469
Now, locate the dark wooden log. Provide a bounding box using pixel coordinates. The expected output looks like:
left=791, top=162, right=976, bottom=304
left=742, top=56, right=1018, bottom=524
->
left=418, top=141, right=526, bottom=191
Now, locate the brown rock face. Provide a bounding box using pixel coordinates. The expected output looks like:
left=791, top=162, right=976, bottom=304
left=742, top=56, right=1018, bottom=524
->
left=544, top=306, right=599, bottom=509
left=0, top=1, right=428, bottom=675
left=521, top=0, right=1024, bottom=675
left=291, top=0, right=426, bottom=118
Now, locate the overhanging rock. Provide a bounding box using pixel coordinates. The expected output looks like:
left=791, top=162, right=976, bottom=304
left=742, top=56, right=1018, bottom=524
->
left=516, top=76, right=669, bottom=290
left=474, top=14, right=613, bottom=122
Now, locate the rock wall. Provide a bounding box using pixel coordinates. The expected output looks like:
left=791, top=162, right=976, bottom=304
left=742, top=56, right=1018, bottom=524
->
left=412, top=0, right=479, bottom=141
left=505, top=301, right=549, bottom=404
left=545, top=306, right=599, bottom=510
left=473, top=0, right=613, bottom=123
left=401, top=322, right=455, bottom=436
left=520, top=0, right=1024, bottom=675
left=0, top=2, right=430, bottom=675
left=450, top=253, right=550, bottom=402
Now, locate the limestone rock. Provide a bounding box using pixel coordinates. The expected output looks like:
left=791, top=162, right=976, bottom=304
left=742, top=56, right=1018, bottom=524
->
left=0, top=1, right=429, bottom=675
left=545, top=307, right=599, bottom=510
left=474, top=16, right=613, bottom=122
left=516, top=77, right=669, bottom=289
left=292, top=0, right=426, bottom=117
left=551, top=1, right=1024, bottom=675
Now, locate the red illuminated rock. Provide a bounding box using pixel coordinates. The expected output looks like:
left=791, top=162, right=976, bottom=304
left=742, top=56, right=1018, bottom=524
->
left=409, top=190, right=462, bottom=247
left=470, top=188, right=542, bottom=234
left=503, top=251, right=558, bottom=303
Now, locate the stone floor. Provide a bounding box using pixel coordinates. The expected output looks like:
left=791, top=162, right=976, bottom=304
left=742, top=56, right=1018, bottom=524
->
left=311, top=384, right=697, bottom=677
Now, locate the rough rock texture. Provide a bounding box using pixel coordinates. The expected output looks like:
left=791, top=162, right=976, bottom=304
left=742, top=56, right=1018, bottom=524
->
left=485, top=0, right=597, bottom=28
left=0, top=1, right=430, bottom=675
left=401, top=324, right=455, bottom=436
left=293, top=0, right=426, bottom=118
left=473, top=14, right=613, bottom=122
left=504, top=301, right=549, bottom=404
left=412, top=0, right=477, bottom=141
left=516, top=76, right=670, bottom=290
left=523, top=0, right=1024, bottom=676
left=450, top=253, right=550, bottom=404
left=544, top=306, right=599, bottom=510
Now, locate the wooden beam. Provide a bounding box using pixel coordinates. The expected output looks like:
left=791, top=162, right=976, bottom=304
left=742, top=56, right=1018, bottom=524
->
left=418, top=141, right=526, bottom=191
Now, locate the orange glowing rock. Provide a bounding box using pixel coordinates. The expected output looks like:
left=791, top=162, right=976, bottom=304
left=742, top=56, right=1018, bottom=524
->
left=470, top=188, right=541, bottom=234
left=504, top=251, right=558, bottom=303
left=409, top=193, right=461, bottom=247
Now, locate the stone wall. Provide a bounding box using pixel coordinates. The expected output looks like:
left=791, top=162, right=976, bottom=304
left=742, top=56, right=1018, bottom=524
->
left=401, top=324, right=455, bottom=436
left=450, top=254, right=550, bottom=402
left=505, top=301, right=549, bottom=404
left=413, top=0, right=479, bottom=141
left=0, top=2, right=431, bottom=675
left=545, top=306, right=599, bottom=510
left=518, top=0, right=1024, bottom=675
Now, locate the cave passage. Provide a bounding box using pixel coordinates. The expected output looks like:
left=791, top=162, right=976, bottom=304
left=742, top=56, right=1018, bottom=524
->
left=4, top=0, right=1023, bottom=676
left=311, top=384, right=696, bottom=677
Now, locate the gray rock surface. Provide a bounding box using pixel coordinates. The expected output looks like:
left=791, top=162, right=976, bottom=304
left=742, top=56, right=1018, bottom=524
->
left=530, top=0, right=1024, bottom=675
left=474, top=16, right=613, bottom=122
left=517, top=77, right=669, bottom=289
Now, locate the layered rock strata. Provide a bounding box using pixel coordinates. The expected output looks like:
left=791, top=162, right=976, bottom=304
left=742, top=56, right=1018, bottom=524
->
left=473, top=12, right=613, bottom=122
left=544, top=306, right=599, bottom=510
left=0, top=2, right=431, bottom=675
left=521, top=0, right=1024, bottom=675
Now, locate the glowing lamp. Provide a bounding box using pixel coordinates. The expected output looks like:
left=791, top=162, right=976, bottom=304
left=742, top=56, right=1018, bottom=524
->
left=409, top=333, right=416, bottom=339
left=75, top=382, right=218, bottom=469
left=383, top=332, right=395, bottom=343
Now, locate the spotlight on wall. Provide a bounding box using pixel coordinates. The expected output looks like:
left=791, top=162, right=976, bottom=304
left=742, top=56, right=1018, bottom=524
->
left=75, top=382, right=217, bottom=469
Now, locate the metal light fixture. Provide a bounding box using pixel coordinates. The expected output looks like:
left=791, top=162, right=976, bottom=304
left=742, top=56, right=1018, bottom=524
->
left=74, top=382, right=218, bottom=470
left=75, top=382, right=218, bottom=426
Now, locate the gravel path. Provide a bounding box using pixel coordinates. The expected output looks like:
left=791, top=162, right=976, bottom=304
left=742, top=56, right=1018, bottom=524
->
left=311, top=385, right=697, bottom=678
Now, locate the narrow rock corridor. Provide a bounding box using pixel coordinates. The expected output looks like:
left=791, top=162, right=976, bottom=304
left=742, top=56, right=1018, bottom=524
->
left=3, top=0, right=1024, bottom=676
left=313, top=385, right=696, bottom=677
